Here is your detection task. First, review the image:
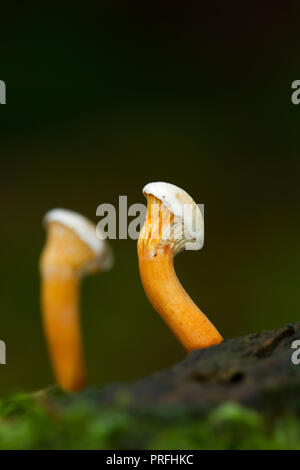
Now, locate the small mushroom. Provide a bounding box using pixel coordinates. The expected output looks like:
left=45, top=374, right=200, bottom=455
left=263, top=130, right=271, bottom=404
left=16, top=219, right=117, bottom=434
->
left=138, top=182, right=222, bottom=352
left=40, top=209, right=113, bottom=392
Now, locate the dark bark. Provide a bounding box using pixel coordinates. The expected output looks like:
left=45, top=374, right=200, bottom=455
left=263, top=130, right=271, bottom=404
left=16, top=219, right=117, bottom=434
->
left=77, top=322, right=300, bottom=414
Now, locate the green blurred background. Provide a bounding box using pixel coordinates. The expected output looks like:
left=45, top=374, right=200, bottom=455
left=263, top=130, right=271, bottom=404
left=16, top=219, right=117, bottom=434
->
left=1, top=2, right=300, bottom=394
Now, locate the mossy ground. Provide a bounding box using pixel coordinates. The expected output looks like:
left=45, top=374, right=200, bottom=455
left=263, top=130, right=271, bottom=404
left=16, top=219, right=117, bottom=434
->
left=0, top=390, right=300, bottom=450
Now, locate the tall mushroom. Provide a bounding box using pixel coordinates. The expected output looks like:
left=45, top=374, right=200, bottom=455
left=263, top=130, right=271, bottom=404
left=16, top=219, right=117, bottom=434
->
left=40, top=209, right=113, bottom=392
left=138, top=182, right=222, bottom=352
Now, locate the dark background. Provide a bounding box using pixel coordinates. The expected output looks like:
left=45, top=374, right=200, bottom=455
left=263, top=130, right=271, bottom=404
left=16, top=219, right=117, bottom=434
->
left=1, top=2, right=300, bottom=394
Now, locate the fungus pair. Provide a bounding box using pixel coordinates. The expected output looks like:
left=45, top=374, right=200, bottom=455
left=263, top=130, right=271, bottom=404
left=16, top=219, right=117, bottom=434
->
left=40, top=183, right=222, bottom=392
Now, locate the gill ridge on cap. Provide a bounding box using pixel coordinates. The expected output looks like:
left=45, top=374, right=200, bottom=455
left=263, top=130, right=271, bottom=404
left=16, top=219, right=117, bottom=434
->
left=143, top=182, right=204, bottom=250
left=43, top=208, right=111, bottom=262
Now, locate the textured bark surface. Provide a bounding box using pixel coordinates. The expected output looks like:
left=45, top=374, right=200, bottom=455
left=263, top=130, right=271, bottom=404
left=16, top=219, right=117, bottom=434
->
left=79, top=322, right=300, bottom=414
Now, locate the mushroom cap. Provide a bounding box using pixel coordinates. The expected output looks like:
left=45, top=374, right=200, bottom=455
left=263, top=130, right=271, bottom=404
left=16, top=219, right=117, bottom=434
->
left=143, top=182, right=204, bottom=250
left=44, top=208, right=113, bottom=271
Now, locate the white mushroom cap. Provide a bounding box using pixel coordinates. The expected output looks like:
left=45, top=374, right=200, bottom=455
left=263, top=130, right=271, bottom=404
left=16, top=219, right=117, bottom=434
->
left=143, top=182, right=204, bottom=250
left=44, top=208, right=113, bottom=270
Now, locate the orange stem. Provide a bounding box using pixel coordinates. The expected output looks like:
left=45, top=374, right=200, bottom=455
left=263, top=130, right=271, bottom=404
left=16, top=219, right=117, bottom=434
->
left=138, top=249, right=223, bottom=352
left=41, top=273, right=86, bottom=392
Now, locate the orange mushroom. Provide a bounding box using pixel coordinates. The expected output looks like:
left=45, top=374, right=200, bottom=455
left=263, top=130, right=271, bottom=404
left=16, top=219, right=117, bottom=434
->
left=40, top=209, right=113, bottom=392
left=138, top=182, right=222, bottom=352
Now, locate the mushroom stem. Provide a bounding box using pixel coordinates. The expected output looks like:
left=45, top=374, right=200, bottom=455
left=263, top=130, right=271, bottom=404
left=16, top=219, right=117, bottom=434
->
left=138, top=239, right=222, bottom=352
left=41, top=271, right=86, bottom=392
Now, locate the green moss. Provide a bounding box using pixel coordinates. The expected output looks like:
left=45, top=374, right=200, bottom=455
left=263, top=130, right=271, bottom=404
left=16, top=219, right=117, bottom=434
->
left=0, top=392, right=300, bottom=449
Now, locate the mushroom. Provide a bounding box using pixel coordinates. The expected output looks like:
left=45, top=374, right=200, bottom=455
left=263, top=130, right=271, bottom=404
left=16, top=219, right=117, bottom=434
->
left=138, top=182, right=223, bottom=352
left=40, top=209, right=113, bottom=392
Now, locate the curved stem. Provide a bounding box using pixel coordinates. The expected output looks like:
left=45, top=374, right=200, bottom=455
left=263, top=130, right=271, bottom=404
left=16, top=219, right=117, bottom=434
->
left=138, top=249, right=223, bottom=351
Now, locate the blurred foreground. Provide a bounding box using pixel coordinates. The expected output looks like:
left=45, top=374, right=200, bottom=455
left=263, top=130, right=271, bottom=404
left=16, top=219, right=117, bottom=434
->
left=1, top=321, right=300, bottom=450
